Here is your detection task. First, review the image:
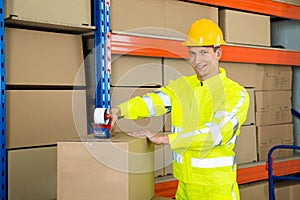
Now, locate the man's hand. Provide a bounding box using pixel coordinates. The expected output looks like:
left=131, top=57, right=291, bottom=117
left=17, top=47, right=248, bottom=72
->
left=110, top=107, right=122, bottom=129
left=128, top=130, right=170, bottom=145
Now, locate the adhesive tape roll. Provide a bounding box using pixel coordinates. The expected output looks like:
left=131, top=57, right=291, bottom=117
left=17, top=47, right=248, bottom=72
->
left=94, top=108, right=109, bottom=124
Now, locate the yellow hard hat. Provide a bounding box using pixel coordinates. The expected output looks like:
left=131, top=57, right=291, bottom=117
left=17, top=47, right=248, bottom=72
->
left=183, top=18, right=226, bottom=47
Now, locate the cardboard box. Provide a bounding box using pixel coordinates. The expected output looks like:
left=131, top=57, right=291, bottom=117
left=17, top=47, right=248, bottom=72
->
left=220, top=62, right=256, bottom=88
left=111, top=0, right=218, bottom=38
left=5, top=28, right=85, bottom=86
left=111, top=0, right=166, bottom=36
left=8, top=146, right=57, bottom=200
left=57, top=133, right=154, bottom=200
left=154, top=144, right=164, bottom=177
left=257, top=123, right=294, bottom=161
left=111, top=87, right=164, bottom=133
left=239, top=181, right=269, bottom=200
left=219, top=9, right=270, bottom=46
left=163, top=58, right=195, bottom=85
left=235, top=125, right=257, bottom=164
left=244, top=88, right=255, bottom=125
left=256, top=65, right=292, bottom=90
left=255, top=91, right=292, bottom=126
left=7, top=90, right=87, bottom=148
left=5, top=0, right=91, bottom=26
left=111, top=55, right=163, bottom=87
left=165, top=0, right=218, bottom=38
left=274, top=181, right=300, bottom=200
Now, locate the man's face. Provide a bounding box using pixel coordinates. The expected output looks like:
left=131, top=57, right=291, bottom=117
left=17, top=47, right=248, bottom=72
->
left=188, top=46, right=222, bottom=81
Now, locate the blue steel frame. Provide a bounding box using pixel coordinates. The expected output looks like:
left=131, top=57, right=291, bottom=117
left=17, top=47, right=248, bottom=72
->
left=0, top=0, right=5, bottom=199
left=94, top=0, right=111, bottom=109
left=267, top=145, right=300, bottom=200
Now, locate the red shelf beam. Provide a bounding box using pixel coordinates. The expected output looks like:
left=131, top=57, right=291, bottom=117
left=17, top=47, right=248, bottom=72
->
left=112, top=34, right=300, bottom=66
left=186, top=0, right=300, bottom=20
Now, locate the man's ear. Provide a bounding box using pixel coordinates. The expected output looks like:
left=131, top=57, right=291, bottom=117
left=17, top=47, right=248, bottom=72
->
left=216, top=48, right=222, bottom=60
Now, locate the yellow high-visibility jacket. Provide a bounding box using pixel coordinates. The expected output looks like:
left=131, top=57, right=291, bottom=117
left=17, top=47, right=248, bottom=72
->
left=118, top=68, right=249, bottom=187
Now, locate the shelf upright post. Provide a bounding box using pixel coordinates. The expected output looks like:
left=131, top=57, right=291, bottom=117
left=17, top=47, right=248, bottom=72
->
left=94, top=0, right=111, bottom=110
left=0, top=0, right=5, bottom=199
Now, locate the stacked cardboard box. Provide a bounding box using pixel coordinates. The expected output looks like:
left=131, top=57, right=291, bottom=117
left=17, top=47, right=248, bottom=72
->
left=239, top=180, right=269, bottom=200
left=111, top=0, right=218, bottom=38
left=255, top=65, right=293, bottom=161
left=5, top=0, right=91, bottom=27
left=274, top=181, right=300, bottom=200
left=6, top=27, right=87, bottom=199
left=57, top=132, right=154, bottom=200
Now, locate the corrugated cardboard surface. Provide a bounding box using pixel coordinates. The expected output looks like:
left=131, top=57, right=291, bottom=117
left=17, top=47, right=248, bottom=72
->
left=256, top=65, right=292, bottom=90
left=235, top=125, right=257, bottom=164
left=5, top=28, right=85, bottom=86
left=5, top=0, right=91, bottom=26
left=111, top=87, right=164, bottom=133
left=255, top=90, right=292, bottom=126
left=219, top=9, right=270, bottom=46
left=7, top=90, right=87, bottom=148
left=274, top=181, right=300, bottom=200
left=111, top=55, right=163, bottom=87
left=244, top=88, right=255, bottom=125
left=165, top=0, right=218, bottom=38
left=257, top=123, right=294, bottom=161
left=8, top=146, right=57, bottom=200
left=220, top=62, right=256, bottom=88
left=239, top=180, right=269, bottom=200
left=57, top=133, right=154, bottom=200
left=154, top=144, right=164, bottom=177
left=111, top=0, right=218, bottom=38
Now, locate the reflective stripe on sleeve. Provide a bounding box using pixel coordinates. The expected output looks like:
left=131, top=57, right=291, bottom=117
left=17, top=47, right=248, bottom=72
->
left=155, top=90, right=171, bottom=107
left=172, top=152, right=182, bottom=164
left=141, top=95, right=156, bottom=116
left=191, top=156, right=235, bottom=168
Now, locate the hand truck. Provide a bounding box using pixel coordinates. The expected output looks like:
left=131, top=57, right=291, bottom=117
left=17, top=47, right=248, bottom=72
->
left=267, top=144, right=300, bottom=200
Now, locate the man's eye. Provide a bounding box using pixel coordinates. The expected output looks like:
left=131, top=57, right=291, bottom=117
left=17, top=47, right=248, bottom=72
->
left=189, top=51, right=195, bottom=56
left=200, top=51, right=207, bottom=55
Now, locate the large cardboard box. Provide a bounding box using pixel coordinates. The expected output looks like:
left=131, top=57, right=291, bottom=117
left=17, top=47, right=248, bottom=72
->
left=8, top=146, right=57, bottom=200
left=257, top=123, right=294, bottom=161
left=219, top=9, right=270, bottom=46
left=111, top=87, right=164, bottom=133
left=239, top=181, right=269, bottom=200
left=111, top=0, right=218, bottom=38
left=274, top=181, right=300, bottom=200
left=154, top=144, right=164, bottom=177
left=111, top=0, right=166, bottom=36
left=5, top=0, right=91, bottom=26
left=163, top=137, right=173, bottom=176
left=165, top=0, right=218, bottom=38
left=111, top=55, right=163, bottom=87
left=255, top=91, right=292, bottom=126
left=220, top=62, right=256, bottom=88
left=5, top=28, right=85, bottom=86
left=235, top=125, right=257, bottom=164
left=57, top=133, right=154, bottom=200
left=256, top=65, right=292, bottom=90
left=7, top=90, right=87, bottom=148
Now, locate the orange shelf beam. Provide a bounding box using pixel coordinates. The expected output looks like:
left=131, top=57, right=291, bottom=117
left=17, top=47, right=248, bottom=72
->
left=154, top=158, right=300, bottom=197
left=112, top=34, right=300, bottom=66
left=186, top=0, right=300, bottom=20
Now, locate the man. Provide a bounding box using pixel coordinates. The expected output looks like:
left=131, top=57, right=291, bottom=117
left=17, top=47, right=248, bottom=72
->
left=110, top=19, right=250, bottom=200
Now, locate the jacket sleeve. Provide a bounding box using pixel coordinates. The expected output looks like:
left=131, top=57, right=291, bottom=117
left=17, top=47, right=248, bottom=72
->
left=118, top=87, right=173, bottom=120
left=168, top=88, right=250, bottom=153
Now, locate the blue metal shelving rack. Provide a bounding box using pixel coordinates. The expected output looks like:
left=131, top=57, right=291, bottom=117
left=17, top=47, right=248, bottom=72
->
left=94, top=0, right=111, bottom=110
left=0, top=0, right=6, bottom=199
